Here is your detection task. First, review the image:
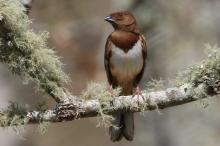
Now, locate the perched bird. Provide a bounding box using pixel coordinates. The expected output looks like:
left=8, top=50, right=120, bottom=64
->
left=104, top=11, right=147, bottom=141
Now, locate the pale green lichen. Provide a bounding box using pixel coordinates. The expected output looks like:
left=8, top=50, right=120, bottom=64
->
left=144, top=78, right=165, bottom=92
left=0, top=0, right=69, bottom=101
left=38, top=121, right=50, bottom=135
left=96, top=107, right=114, bottom=128
left=0, top=102, right=51, bottom=134
left=0, top=103, right=28, bottom=127
left=81, top=82, right=121, bottom=102
left=81, top=82, right=121, bottom=127
left=176, top=44, right=220, bottom=88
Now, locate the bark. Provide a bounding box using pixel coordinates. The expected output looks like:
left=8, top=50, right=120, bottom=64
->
left=22, top=83, right=215, bottom=125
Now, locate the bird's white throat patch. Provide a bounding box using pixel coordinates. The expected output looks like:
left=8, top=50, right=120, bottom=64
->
left=110, top=40, right=143, bottom=82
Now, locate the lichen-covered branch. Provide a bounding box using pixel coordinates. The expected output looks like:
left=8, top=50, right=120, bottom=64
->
left=0, top=0, right=69, bottom=102
left=20, top=0, right=34, bottom=14
left=26, top=83, right=217, bottom=123
left=0, top=82, right=217, bottom=126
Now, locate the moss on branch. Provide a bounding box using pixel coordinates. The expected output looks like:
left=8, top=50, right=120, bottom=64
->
left=0, top=0, right=69, bottom=102
left=176, top=44, right=220, bottom=94
left=0, top=103, right=28, bottom=127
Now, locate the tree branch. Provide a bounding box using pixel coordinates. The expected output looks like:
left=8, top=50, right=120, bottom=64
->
left=0, top=0, right=69, bottom=103
left=0, top=82, right=215, bottom=126
left=20, top=0, right=34, bottom=14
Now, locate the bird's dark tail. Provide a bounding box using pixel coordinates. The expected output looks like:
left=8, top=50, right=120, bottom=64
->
left=123, top=113, right=134, bottom=141
left=109, top=113, right=134, bottom=142
left=109, top=113, right=123, bottom=141
left=109, top=84, right=134, bottom=141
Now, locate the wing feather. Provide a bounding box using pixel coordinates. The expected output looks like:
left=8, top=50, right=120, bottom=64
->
left=133, top=34, right=147, bottom=86
left=104, top=35, right=114, bottom=86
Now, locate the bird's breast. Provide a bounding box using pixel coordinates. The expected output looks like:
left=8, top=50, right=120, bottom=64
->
left=110, top=40, right=143, bottom=83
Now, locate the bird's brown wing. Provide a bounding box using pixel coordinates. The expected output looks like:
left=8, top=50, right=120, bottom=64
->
left=133, top=34, right=147, bottom=87
left=140, top=34, right=147, bottom=60
left=104, top=35, right=116, bottom=86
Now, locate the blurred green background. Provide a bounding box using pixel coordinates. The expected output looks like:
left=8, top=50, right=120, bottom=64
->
left=1, top=0, right=220, bottom=146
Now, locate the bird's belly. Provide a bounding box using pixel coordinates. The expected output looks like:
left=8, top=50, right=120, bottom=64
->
left=110, top=43, right=143, bottom=84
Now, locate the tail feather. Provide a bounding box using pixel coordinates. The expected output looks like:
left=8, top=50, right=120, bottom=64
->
left=109, top=114, right=123, bottom=142
left=109, top=84, right=135, bottom=141
left=123, top=113, right=134, bottom=141
left=109, top=113, right=134, bottom=142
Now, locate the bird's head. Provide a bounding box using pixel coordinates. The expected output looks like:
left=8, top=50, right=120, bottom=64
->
left=104, top=11, right=139, bottom=33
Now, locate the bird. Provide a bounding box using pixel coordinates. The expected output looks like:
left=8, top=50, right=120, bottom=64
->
left=104, top=11, right=147, bottom=142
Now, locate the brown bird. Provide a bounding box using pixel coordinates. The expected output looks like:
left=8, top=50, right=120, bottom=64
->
left=104, top=11, right=147, bottom=141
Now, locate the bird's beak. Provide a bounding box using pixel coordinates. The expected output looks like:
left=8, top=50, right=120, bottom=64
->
left=104, top=16, right=115, bottom=23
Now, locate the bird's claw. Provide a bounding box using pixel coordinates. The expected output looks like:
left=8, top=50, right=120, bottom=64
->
left=132, top=86, right=144, bottom=103
left=108, top=85, right=116, bottom=97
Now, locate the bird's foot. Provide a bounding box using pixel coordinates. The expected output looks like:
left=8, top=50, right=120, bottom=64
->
left=133, top=86, right=144, bottom=103
left=108, top=85, right=116, bottom=97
